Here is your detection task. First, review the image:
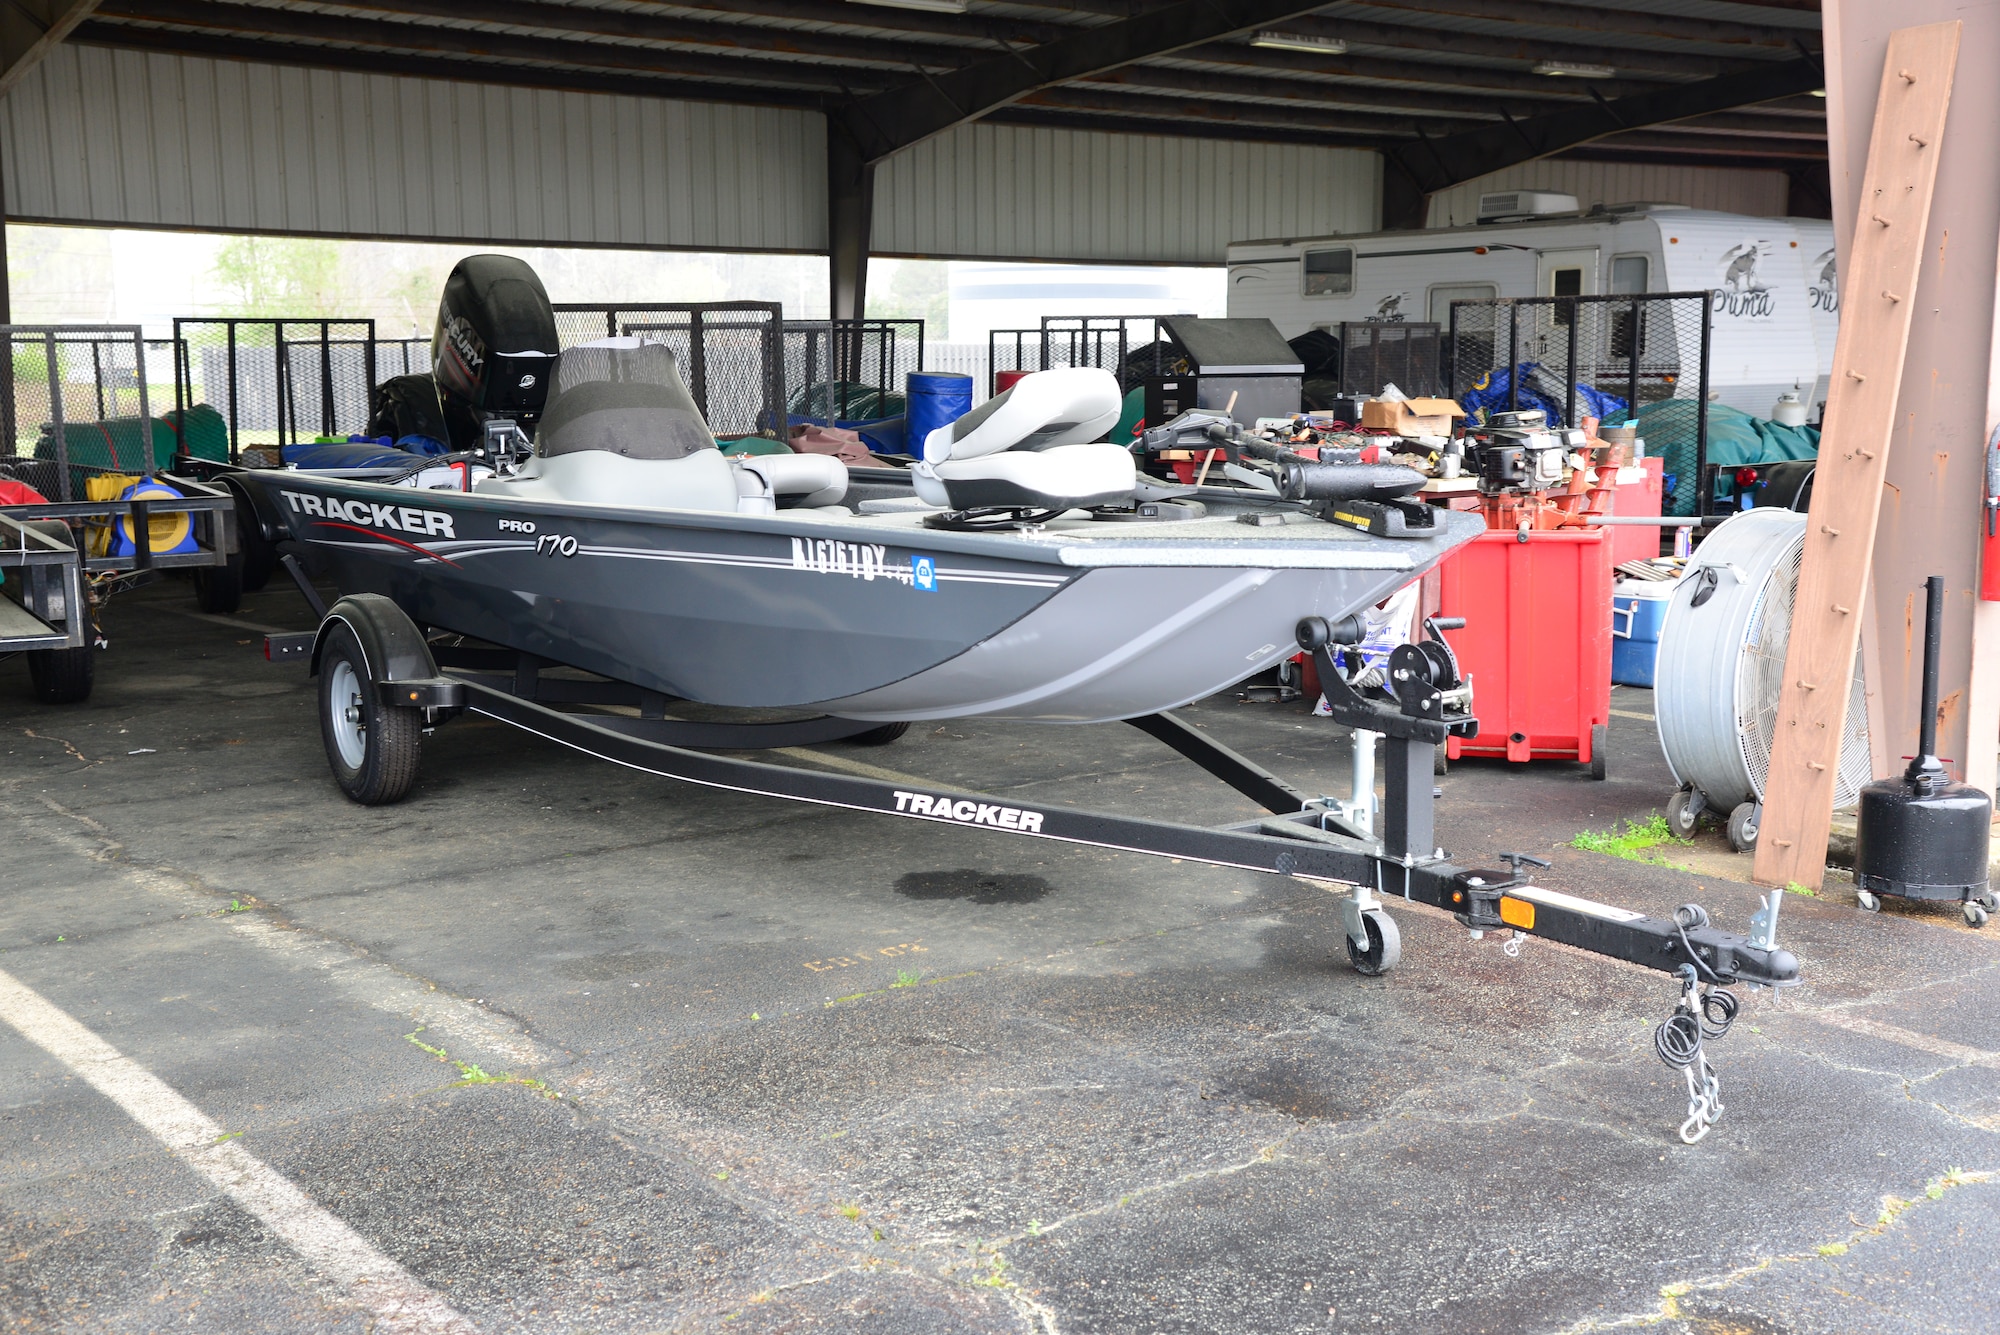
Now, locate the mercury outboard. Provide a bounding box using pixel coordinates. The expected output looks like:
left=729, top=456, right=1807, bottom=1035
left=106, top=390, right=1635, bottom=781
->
left=431, top=254, right=561, bottom=457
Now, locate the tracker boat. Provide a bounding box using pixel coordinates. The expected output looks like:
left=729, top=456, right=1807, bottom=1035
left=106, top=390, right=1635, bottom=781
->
left=236, top=256, right=1484, bottom=726
left=229, top=259, right=1799, bottom=1144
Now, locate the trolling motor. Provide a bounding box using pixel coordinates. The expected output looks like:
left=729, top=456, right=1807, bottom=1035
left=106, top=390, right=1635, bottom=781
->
left=1853, top=576, right=1996, bottom=926
left=1139, top=410, right=1435, bottom=536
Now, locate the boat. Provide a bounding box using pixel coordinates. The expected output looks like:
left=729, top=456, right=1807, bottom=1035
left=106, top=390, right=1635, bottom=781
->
left=223, top=258, right=1798, bottom=1143
left=235, top=255, right=1484, bottom=727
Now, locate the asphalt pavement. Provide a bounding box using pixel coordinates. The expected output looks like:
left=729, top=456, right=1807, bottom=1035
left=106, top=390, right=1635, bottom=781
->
left=1, top=578, right=1994, bottom=1334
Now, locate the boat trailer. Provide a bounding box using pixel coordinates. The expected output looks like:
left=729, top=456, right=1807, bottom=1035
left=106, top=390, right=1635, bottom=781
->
left=268, top=594, right=1799, bottom=1144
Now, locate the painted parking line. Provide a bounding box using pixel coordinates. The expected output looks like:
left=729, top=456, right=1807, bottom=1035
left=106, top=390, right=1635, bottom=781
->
left=1797, top=1006, right=2000, bottom=1067
left=0, top=966, right=479, bottom=1335
left=1609, top=708, right=1656, bottom=722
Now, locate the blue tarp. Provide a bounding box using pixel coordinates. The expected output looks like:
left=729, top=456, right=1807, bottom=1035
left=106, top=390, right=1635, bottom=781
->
left=1459, top=363, right=1629, bottom=428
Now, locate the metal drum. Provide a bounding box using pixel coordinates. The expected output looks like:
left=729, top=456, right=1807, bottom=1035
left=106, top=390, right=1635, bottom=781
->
left=1653, top=508, right=1871, bottom=850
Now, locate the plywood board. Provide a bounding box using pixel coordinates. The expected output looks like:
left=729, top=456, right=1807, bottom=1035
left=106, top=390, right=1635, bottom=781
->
left=1754, top=21, right=1961, bottom=889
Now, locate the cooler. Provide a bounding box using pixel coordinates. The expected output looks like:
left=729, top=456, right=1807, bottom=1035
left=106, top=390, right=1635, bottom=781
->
left=1611, top=578, right=1674, bottom=688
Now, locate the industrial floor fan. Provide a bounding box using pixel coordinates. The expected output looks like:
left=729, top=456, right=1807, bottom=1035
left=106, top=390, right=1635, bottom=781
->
left=1655, top=508, right=1873, bottom=853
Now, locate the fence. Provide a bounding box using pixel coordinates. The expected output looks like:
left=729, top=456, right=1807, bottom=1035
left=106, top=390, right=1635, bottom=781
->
left=375, top=338, right=431, bottom=379
left=1448, top=292, right=1712, bottom=515
left=1, top=325, right=159, bottom=502
left=1340, top=322, right=1443, bottom=398
left=985, top=315, right=1191, bottom=398
left=781, top=319, right=923, bottom=421
left=553, top=303, right=783, bottom=438
left=172, top=319, right=379, bottom=461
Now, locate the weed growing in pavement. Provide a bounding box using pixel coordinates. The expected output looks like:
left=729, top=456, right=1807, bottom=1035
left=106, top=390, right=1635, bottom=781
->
left=1570, top=813, right=1690, bottom=866
left=838, top=1203, right=862, bottom=1221
left=891, top=969, right=922, bottom=988
left=403, top=1029, right=560, bottom=1098
left=1785, top=881, right=1819, bottom=897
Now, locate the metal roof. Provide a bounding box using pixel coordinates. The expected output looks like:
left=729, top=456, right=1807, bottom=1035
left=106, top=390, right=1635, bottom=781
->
left=69, top=0, right=1827, bottom=178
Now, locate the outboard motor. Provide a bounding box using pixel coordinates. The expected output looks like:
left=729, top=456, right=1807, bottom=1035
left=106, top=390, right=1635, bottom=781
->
left=432, top=254, right=560, bottom=456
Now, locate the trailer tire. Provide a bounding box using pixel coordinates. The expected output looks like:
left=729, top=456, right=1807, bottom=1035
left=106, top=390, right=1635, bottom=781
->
left=318, top=623, right=421, bottom=805
left=27, top=644, right=94, bottom=704
left=194, top=554, right=243, bottom=614
left=846, top=721, right=909, bottom=747
left=1346, top=910, right=1401, bottom=976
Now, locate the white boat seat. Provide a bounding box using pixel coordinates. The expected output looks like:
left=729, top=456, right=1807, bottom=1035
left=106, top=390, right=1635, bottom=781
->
left=911, top=367, right=1132, bottom=511
left=733, top=453, right=848, bottom=513
left=473, top=337, right=741, bottom=513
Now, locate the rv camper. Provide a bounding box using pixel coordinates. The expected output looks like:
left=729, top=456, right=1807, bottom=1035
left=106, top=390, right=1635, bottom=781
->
left=1226, top=194, right=1838, bottom=422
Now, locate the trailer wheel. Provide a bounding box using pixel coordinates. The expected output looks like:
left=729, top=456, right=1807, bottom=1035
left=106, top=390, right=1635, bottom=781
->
left=1589, top=723, right=1608, bottom=780
left=1726, top=802, right=1760, bottom=854
left=194, top=554, right=243, bottom=614
left=846, top=721, right=909, bottom=747
left=318, top=623, right=421, bottom=805
left=27, top=644, right=94, bottom=704
left=1346, top=910, right=1401, bottom=976
left=1434, top=745, right=1448, bottom=776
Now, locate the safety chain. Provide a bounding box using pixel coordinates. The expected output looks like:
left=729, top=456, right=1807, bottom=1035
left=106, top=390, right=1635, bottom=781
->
left=1653, top=963, right=1739, bottom=1144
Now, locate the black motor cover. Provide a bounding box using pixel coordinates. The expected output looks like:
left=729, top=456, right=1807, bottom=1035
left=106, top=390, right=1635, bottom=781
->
left=433, top=254, right=560, bottom=446
left=1854, top=774, right=1992, bottom=901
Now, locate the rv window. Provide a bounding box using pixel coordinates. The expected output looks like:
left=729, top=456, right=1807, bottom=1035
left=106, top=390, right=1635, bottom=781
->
left=1428, top=284, right=1498, bottom=326
left=1549, top=268, right=1584, bottom=298
left=1303, top=248, right=1355, bottom=297
left=1610, top=255, right=1649, bottom=294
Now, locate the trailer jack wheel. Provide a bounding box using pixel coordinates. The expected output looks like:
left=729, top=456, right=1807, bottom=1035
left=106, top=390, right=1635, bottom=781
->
left=1346, top=909, right=1401, bottom=976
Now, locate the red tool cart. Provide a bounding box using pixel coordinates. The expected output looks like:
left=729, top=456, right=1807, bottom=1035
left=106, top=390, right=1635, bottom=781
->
left=1435, top=525, right=1613, bottom=777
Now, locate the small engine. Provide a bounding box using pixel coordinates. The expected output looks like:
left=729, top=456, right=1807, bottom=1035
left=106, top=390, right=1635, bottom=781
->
left=432, top=254, right=561, bottom=454
left=1468, top=409, right=1580, bottom=495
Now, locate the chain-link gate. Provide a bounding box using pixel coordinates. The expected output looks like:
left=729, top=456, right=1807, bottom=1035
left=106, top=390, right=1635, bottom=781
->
left=553, top=303, right=784, bottom=438
left=782, top=319, right=923, bottom=421
left=1, top=326, right=161, bottom=502
left=1449, top=292, right=1713, bottom=515
left=171, top=319, right=379, bottom=462
left=1340, top=322, right=1443, bottom=398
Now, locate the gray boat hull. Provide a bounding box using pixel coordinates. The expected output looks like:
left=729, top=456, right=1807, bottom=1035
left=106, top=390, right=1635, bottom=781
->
left=244, top=470, right=1482, bottom=723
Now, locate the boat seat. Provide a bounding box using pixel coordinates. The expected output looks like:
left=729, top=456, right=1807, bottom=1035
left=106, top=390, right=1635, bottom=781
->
left=911, top=367, right=1133, bottom=511
left=734, top=453, right=848, bottom=513
left=474, top=337, right=741, bottom=513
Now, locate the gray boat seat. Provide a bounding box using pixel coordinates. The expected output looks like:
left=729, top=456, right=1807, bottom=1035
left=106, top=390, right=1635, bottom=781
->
left=733, top=453, right=848, bottom=513
left=474, top=338, right=740, bottom=512
left=910, top=367, right=1133, bottom=511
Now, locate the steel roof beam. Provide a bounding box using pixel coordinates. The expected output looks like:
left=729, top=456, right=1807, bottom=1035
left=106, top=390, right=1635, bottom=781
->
left=1027, top=84, right=1490, bottom=137
left=832, top=0, right=1334, bottom=163
left=92, top=1, right=875, bottom=89
left=1383, top=55, right=1825, bottom=201
left=69, top=20, right=830, bottom=108
left=0, top=0, right=101, bottom=98
left=1319, top=0, right=1815, bottom=48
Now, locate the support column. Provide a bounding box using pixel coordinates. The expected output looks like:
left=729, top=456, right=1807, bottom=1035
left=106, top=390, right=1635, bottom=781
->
left=827, top=123, right=874, bottom=323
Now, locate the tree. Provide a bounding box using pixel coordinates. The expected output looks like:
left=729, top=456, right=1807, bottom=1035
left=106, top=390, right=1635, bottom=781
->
left=209, top=236, right=345, bottom=316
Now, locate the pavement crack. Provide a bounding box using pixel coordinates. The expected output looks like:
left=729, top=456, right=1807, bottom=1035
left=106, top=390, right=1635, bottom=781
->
left=1545, top=1166, right=1998, bottom=1332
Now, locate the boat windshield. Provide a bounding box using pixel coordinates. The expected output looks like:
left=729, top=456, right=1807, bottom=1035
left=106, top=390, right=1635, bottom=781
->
left=536, top=339, right=717, bottom=461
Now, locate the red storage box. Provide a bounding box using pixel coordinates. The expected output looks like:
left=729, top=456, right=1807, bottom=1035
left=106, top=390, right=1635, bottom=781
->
left=1436, top=526, right=1612, bottom=771
left=1610, top=458, right=1665, bottom=565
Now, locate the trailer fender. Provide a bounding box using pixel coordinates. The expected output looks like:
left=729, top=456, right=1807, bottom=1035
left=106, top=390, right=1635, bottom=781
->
left=312, top=594, right=436, bottom=683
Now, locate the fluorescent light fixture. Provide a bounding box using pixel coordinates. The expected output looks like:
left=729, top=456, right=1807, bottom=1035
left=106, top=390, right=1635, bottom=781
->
left=846, top=0, right=968, bottom=12
left=1534, top=59, right=1616, bottom=78
left=1251, top=31, right=1348, bottom=55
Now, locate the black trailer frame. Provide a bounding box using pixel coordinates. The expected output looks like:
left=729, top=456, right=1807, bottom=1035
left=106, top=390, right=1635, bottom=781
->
left=267, top=588, right=1799, bottom=1140
left=0, top=510, right=87, bottom=652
